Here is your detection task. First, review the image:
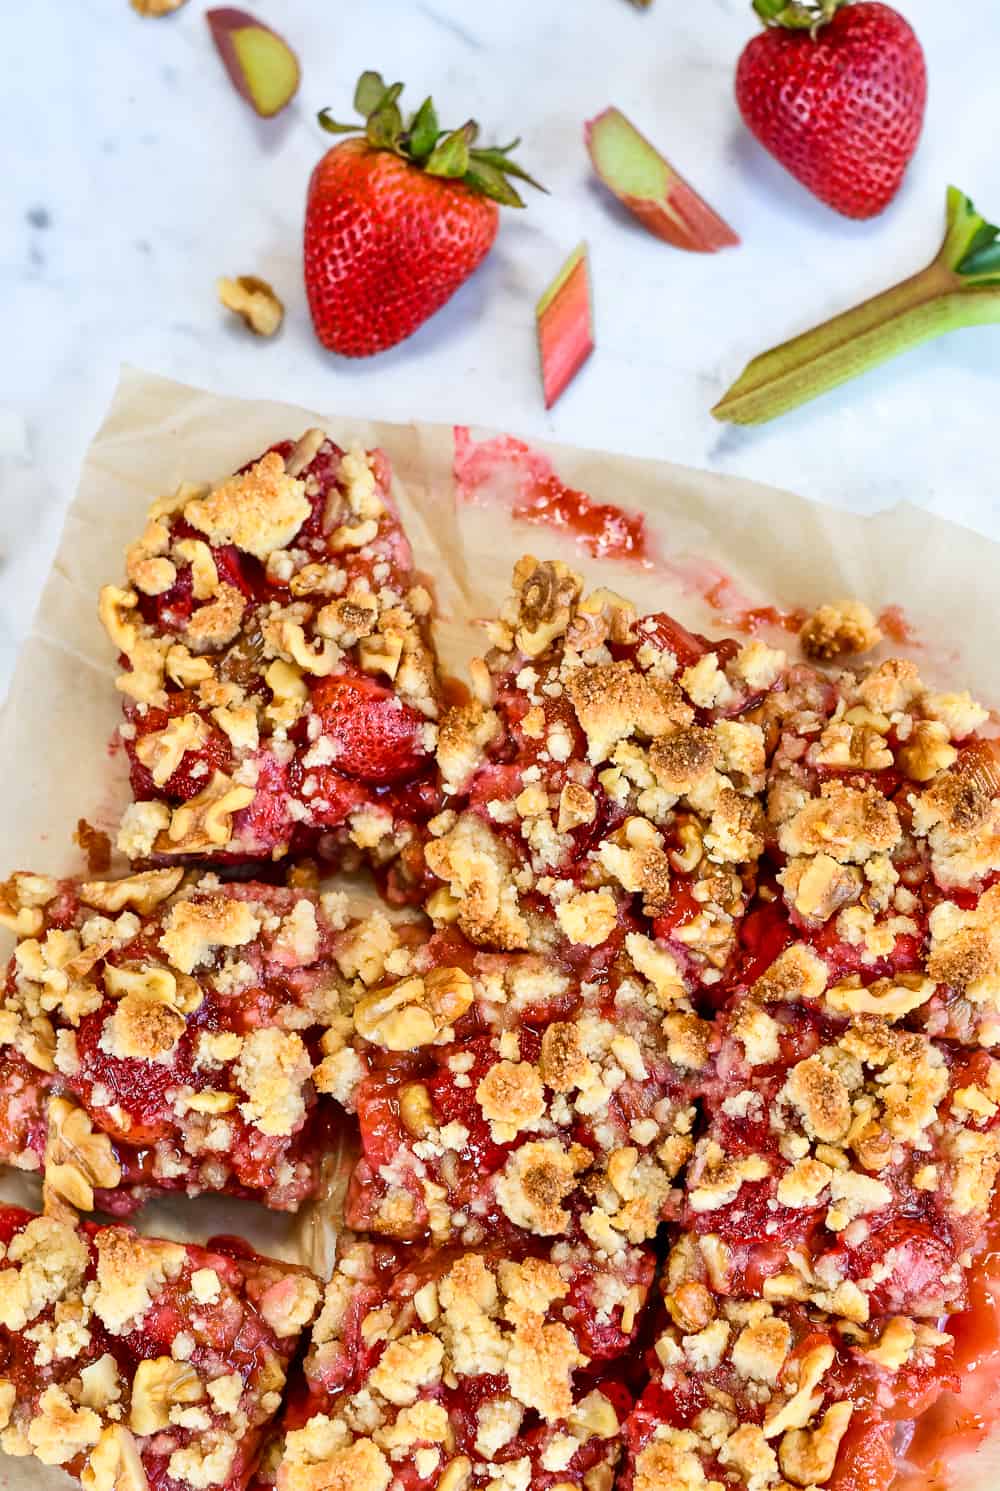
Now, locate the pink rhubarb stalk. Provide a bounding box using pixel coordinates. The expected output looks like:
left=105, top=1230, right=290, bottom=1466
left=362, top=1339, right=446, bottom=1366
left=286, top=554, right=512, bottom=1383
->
left=713, top=187, right=1000, bottom=424
left=586, top=107, right=739, bottom=253
left=536, top=244, right=595, bottom=409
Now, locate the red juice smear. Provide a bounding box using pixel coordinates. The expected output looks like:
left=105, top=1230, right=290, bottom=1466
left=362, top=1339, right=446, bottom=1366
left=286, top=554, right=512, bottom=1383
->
left=720, top=602, right=809, bottom=636
left=453, top=428, right=655, bottom=567
left=891, top=1214, right=1000, bottom=1489
left=878, top=604, right=922, bottom=648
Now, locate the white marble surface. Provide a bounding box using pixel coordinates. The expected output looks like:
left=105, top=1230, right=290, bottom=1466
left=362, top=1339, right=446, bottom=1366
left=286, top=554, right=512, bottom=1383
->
left=3, top=0, right=1000, bottom=698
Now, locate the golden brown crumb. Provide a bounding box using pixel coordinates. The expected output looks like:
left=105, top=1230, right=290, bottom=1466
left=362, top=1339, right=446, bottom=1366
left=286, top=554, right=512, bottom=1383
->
left=74, top=820, right=112, bottom=875
left=800, top=600, right=882, bottom=661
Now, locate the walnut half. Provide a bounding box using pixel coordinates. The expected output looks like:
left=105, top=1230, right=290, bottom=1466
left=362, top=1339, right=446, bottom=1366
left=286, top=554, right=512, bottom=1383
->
left=217, top=275, right=284, bottom=337
left=129, top=1358, right=204, bottom=1435
left=44, top=1097, right=123, bottom=1217
left=81, top=1425, right=149, bottom=1491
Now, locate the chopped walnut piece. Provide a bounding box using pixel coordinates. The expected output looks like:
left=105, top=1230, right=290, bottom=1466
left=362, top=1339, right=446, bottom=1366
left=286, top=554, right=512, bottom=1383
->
left=354, top=967, right=474, bottom=1051
left=218, top=274, right=285, bottom=336
left=156, top=771, right=255, bottom=854
left=81, top=1425, right=148, bottom=1491
left=80, top=868, right=184, bottom=916
left=131, top=0, right=187, bottom=11
left=130, top=1357, right=204, bottom=1435
left=44, top=1097, right=123, bottom=1216
left=779, top=1401, right=853, bottom=1486
left=508, top=557, right=583, bottom=658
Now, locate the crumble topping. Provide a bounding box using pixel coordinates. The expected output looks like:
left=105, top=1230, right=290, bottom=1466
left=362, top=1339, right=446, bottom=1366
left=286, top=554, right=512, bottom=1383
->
left=800, top=600, right=882, bottom=660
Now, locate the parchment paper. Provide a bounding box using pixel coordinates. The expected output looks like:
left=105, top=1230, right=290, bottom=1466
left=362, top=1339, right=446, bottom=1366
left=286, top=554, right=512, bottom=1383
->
left=0, top=367, right=995, bottom=1490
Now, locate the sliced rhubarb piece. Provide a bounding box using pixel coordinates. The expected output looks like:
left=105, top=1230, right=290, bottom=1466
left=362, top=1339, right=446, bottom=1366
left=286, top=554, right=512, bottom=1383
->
left=206, top=8, right=300, bottom=118
left=536, top=242, right=595, bottom=408
left=586, top=107, right=739, bottom=252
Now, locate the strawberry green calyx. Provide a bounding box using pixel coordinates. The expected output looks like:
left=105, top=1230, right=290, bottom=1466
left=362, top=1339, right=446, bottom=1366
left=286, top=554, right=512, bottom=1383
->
left=317, top=71, right=545, bottom=207
left=712, top=187, right=1000, bottom=426
left=752, top=0, right=845, bottom=29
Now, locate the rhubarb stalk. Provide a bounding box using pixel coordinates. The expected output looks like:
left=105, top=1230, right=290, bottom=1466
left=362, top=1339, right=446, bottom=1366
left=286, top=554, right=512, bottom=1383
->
left=713, top=187, right=1000, bottom=425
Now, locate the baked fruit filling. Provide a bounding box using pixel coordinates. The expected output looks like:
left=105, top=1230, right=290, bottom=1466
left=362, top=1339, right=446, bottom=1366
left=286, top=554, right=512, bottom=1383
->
left=99, top=432, right=442, bottom=872
left=0, top=870, right=398, bottom=1214
left=0, top=1204, right=319, bottom=1491
left=265, top=1235, right=646, bottom=1491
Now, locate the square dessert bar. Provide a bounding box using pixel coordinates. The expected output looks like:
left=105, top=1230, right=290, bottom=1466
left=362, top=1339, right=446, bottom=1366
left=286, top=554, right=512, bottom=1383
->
left=100, top=432, right=442, bottom=878
left=425, top=557, right=783, bottom=983
left=0, top=1204, right=319, bottom=1491
left=682, top=994, right=1000, bottom=1322
left=268, top=1234, right=648, bottom=1491
left=618, top=1263, right=954, bottom=1491
left=314, top=925, right=709, bottom=1249
left=0, top=868, right=390, bottom=1214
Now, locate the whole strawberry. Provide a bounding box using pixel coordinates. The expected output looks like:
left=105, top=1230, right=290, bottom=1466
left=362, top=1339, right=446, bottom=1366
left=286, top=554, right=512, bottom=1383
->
left=735, top=1, right=927, bottom=220
left=305, top=72, right=543, bottom=356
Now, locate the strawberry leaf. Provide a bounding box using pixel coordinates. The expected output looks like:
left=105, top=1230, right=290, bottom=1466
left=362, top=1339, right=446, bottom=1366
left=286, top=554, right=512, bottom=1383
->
left=425, top=126, right=472, bottom=179
left=408, top=96, right=439, bottom=161
left=366, top=99, right=404, bottom=149
left=318, top=110, right=359, bottom=135
left=471, top=143, right=548, bottom=194
left=354, top=70, right=388, bottom=115
left=463, top=159, right=525, bottom=207
left=318, top=71, right=545, bottom=208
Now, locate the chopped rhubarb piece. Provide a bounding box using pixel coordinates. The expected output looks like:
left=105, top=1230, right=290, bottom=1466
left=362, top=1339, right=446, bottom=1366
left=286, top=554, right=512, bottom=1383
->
left=266, top=1234, right=645, bottom=1491
left=586, top=107, right=739, bottom=252
left=536, top=242, right=595, bottom=408
left=0, top=870, right=400, bottom=1214
left=99, top=431, right=444, bottom=877
left=206, top=8, right=300, bottom=118
left=0, top=1204, right=318, bottom=1491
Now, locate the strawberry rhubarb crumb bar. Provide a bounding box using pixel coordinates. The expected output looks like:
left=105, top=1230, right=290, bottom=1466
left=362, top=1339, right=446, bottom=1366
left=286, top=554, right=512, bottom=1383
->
left=317, top=925, right=707, bottom=1249
left=618, top=1267, right=954, bottom=1491
left=268, top=1235, right=642, bottom=1491
left=100, top=432, right=442, bottom=872
left=684, top=1001, right=1000, bottom=1321
left=425, top=557, right=782, bottom=983
left=0, top=1204, right=319, bottom=1491
left=0, top=868, right=388, bottom=1213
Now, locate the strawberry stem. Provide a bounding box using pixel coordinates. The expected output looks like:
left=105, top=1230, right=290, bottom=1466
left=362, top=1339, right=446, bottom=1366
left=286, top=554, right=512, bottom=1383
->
left=317, top=70, right=544, bottom=207
left=752, top=0, right=844, bottom=29
left=712, top=187, right=1000, bottom=425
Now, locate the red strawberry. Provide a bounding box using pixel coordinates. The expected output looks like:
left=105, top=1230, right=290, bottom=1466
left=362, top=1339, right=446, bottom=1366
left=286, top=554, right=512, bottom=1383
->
left=309, top=674, right=429, bottom=784
left=305, top=71, right=543, bottom=356
left=735, top=1, right=927, bottom=220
